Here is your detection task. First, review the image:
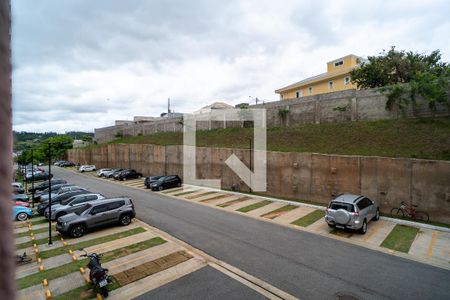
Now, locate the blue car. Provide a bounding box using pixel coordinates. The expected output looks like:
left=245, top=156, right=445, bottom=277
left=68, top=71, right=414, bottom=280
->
left=13, top=206, right=33, bottom=221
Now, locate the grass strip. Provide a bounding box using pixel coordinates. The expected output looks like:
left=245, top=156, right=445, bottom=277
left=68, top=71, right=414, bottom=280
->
left=173, top=190, right=199, bottom=196
left=54, top=277, right=121, bottom=300
left=237, top=200, right=271, bottom=213
left=291, top=210, right=325, bottom=227
left=17, top=237, right=166, bottom=290
left=186, top=191, right=217, bottom=199
left=161, top=187, right=184, bottom=194
left=199, top=194, right=229, bottom=202
left=15, top=227, right=50, bottom=238
left=218, top=197, right=251, bottom=208
left=55, top=249, right=190, bottom=300
left=261, top=205, right=298, bottom=219
left=17, top=235, right=57, bottom=250
left=30, top=218, right=49, bottom=225
left=40, top=227, right=146, bottom=259
left=380, top=225, right=419, bottom=253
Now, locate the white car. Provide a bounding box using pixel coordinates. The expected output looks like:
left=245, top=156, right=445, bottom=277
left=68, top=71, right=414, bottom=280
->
left=78, top=165, right=96, bottom=172
left=96, top=168, right=112, bottom=177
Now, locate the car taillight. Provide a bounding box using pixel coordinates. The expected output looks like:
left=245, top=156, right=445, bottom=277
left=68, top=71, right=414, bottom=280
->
left=351, top=212, right=359, bottom=217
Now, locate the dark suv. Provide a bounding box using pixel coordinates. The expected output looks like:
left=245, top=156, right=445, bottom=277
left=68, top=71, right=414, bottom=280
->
left=114, top=169, right=142, bottom=181
left=149, top=175, right=182, bottom=191
left=56, top=197, right=136, bottom=238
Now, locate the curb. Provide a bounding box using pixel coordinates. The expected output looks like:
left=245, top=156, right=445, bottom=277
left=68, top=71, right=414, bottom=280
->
left=183, top=184, right=450, bottom=233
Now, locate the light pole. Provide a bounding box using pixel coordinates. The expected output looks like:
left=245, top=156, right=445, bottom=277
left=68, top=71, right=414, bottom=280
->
left=249, top=138, right=253, bottom=193
left=30, top=149, right=35, bottom=208
left=47, top=143, right=53, bottom=245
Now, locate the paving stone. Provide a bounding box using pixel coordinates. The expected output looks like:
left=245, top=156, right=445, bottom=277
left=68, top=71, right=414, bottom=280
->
left=247, top=202, right=285, bottom=217
left=273, top=206, right=315, bottom=224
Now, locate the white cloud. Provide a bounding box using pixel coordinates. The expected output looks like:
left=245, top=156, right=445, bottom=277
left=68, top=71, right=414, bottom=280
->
left=12, top=0, right=450, bottom=132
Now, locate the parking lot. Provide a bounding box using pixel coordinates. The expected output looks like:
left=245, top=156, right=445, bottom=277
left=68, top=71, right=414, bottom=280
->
left=14, top=167, right=296, bottom=300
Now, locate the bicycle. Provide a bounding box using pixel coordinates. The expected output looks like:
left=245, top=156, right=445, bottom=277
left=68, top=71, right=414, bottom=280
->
left=390, top=201, right=429, bottom=222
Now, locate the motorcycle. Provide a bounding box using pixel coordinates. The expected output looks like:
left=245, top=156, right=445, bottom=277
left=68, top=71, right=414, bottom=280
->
left=80, top=249, right=112, bottom=297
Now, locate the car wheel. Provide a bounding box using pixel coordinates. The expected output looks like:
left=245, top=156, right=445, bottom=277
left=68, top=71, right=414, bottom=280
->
left=16, top=212, right=28, bottom=221
left=70, top=224, right=86, bottom=238
left=119, top=214, right=132, bottom=226
left=359, top=220, right=367, bottom=234
left=158, top=186, right=163, bottom=191
left=327, top=223, right=335, bottom=228
left=373, top=209, right=380, bottom=221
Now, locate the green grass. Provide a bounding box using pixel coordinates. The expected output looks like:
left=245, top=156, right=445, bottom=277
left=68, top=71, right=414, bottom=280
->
left=96, top=117, right=450, bottom=161
left=54, top=277, right=121, bottom=300
left=380, top=225, right=419, bottom=253
left=237, top=200, right=271, bottom=213
left=173, top=190, right=199, bottom=196
left=17, top=237, right=166, bottom=290
left=39, top=227, right=146, bottom=259
left=291, top=210, right=325, bottom=227
left=30, top=218, right=49, bottom=225
left=262, top=205, right=298, bottom=218
left=16, top=227, right=50, bottom=238
left=16, top=236, right=52, bottom=250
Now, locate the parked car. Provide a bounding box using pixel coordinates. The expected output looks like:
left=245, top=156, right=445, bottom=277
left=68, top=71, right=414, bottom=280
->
left=114, top=169, right=142, bottom=181
left=60, top=161, right=75, bottom=167
left=35, top=183, right=77, bottom=201
left=96, top=168, right=112, bottom=177
left=12, top=182, right=25, bottom=194
left=39, top=185, right=84, bottom=202
left=13, top=206, right=33, bottom=221
left=37, top=189, right=91, bottom=215
left=54, top=160, right=66, bottom=166
left=45, top=193, right=105, bottom=220
left=149, top=175, right=182, bottom=191
left=25, top=172, right=53, bottom=182
left=144, top=176, right=165, bottom=189
left=105, top=169, right=124, bottom=178
left=78, top=165, right=97, bottom=172
left=56, top=197, right=136, bottom=238
left=14, top=201, right=30, bottom=207
left=12, top=194, right=30, bottom=202
left=324, top=194, right=379, bottom=234
left=29, top=179, right=67, bottom=193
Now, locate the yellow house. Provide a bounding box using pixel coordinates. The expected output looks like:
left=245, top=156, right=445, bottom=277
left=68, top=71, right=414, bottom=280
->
left=275, top=54, right=363, bottom=100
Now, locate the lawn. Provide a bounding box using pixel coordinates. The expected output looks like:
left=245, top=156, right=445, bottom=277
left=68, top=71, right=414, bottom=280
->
left=380, top=225, right=419, bottom=253
left=237, top=200, right=271, bottom=213
left=291, top=210, right=325, bottom=227
left=17, top=237, right=166, bottom=290
left=98, top=117, right=450, bottom=161
left=39, top=227, right=146, bottom=259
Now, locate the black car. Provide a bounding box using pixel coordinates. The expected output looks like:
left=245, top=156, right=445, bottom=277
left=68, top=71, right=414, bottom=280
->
left=107, top=169, right=124, bottom=178
left=115, top=169, right=143, bottom=181
left=150, top=175, right=182, bottom=191
left=25, top=172, right=53, bottom=182
left=29, top=179, right=67, bottom=193
left=37, top=189, right=91, bottom=215
left=144, top=175, right=165, bottom=189
left=13, top=186, right=25, bottom=194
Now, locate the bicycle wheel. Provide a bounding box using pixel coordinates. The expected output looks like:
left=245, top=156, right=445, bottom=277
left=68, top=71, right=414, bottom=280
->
left=414, top=211, right=429, bottom=222
left=390, top=208, right=404, bottom=218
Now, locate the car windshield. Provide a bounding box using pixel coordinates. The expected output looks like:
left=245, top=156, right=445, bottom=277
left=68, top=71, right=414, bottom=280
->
left=60, top=196, right=76, bottom=205
left=330, top=202, right=355, bottom=212
left=74, top=203, right=92, bottom=215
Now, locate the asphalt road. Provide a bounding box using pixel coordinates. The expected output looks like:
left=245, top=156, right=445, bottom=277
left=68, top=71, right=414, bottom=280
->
left=52, top=168, right=450, bottom=300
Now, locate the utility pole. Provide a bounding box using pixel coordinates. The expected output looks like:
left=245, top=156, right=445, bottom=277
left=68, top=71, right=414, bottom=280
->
left=249, top=138, right=253, bottom=193
left=168, top=98, right=171, bottom=115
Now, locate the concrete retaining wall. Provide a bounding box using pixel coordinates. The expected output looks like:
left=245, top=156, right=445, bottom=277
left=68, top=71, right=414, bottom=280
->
left=94, top=88, right=450, bottom=143
left=68, top=145, right=450, bottom=224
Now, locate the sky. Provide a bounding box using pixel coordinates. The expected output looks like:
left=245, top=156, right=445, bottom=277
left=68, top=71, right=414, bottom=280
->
left=12, top=0, right=450, bottom=133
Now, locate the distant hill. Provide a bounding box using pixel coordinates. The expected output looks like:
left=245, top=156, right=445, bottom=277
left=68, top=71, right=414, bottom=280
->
left=13, top=131, right=94, bottom=152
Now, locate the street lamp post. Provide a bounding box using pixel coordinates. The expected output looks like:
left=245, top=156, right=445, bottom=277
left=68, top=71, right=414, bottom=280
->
left=47, top=143, right=53, bottom=245
left=31, top=150, right=35, bottom=208
left=249, top=138, right=253, bottom=193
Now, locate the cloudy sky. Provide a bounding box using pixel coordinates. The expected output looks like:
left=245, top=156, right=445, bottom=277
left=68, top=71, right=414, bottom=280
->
left=12, top=0, right=450, bottom=133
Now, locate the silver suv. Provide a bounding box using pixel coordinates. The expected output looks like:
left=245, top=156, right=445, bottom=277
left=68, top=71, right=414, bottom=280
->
left=325, top=194, right=379, bottom=234
left=56, top=197, right=136, bottom=238
left=44, top=193, right=105, bottom=221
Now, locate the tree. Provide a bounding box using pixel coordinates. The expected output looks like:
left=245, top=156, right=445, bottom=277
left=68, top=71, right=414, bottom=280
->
left=350, top=47, right=450, bottom=112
